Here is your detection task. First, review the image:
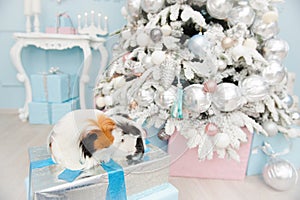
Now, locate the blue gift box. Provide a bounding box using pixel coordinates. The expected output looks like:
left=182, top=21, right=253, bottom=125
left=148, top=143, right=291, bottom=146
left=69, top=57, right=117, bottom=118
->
left=51, top=98, right=80, bottom=124
left=246, top=130, right=300, bottom=176
left=128, top=183, right=178, bottom=200
left=31, top=73, right=78, bottom=103
left=28, top=102, right=51, bottom=124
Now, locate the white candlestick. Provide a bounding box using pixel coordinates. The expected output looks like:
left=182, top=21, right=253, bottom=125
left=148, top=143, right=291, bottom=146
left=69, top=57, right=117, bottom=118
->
left=25, top=15, right=32, bottom=32
left=104, top=16, right=108, bottom=32
left=84, top=12, right=88, bottom=27
left=32, top=0, right=41, bottom=14
left=33, top=13, right=40, bottom=32
left=24, top=0, right=32, bottom=15
left=97, top=13, right=101, bottom=28
left=91, top=10, right=95, bottom=26
left=77, top=15, right=81, bottom=30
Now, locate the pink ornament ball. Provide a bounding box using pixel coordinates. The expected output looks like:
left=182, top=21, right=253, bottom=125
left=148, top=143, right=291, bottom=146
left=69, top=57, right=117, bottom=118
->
left=203, top=80, right=217, bottom=93
left=205, top=123, right=219, bottom=136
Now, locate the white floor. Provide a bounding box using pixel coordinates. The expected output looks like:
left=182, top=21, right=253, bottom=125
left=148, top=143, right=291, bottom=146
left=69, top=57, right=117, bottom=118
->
left=0, top=109, right=299, bottom=200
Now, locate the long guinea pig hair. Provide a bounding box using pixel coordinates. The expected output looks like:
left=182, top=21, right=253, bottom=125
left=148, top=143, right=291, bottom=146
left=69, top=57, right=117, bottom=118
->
left=79, top=114, right=116, bottom=158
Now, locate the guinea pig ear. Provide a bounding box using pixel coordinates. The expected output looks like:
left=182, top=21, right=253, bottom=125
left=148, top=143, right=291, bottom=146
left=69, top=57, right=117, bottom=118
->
left=89, top=114, right=116, bottom=144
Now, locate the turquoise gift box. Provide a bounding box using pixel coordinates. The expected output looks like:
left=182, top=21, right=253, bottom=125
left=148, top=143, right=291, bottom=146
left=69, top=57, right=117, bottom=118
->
left=246, top=129, right=300, bottom=176
left=31, top=73, right=79, bottom=103
left=29, top=98, right=80, bottom=125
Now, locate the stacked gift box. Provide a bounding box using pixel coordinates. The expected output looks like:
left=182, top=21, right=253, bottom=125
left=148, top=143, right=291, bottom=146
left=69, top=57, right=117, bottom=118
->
left=29, top=70, right=80, bottom=125
left=27, top=143, right=178, bottom=200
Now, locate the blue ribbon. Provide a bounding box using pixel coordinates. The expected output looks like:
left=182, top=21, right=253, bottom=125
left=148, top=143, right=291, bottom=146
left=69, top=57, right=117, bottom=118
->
left=30, top=158, right=56, bottom=169
left=58, top=169, right=83, bottom=182
left=101, top=159, right=127, bottom=200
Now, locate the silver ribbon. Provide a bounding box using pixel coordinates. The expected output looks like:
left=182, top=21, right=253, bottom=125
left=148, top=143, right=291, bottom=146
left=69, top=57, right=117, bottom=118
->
left=40, top=67, right=72, bottom=101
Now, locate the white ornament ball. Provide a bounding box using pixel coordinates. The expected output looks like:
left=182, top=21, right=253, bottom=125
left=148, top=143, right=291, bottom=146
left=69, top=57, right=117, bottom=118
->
left=262, top=10, right=279, bottom=24
left=291, top=111, right=300, bottom=121
left=214, top=133, right=230, bottom=148
left=151, top=51, right=166, bottom=65
left=136, top=32, right=150, bottom=47
left=141, top=0, right=164, bottom=13
left=262, top=121, right=278, bottom=136
left=95, top=96, right=106, bottom=108
left=216, top=59, right=227, bottom=71
left=221, top=37, right=235, bottom=49
left=112, top=76, right=126, bottom=89
left=121, top=29, right=132, bottom=40
left=121, top=6, right=128, bottom=17
left=263, top=158, right=298, bottom=191
left=206, top=0, right=234, bottom=19
left=104, top=95, right=113, bottom=106
left=161, top=24, right=172, bottom=36
left=142, top=54, right=153, bottom=68
left=243, top=38, right=257, bottom=49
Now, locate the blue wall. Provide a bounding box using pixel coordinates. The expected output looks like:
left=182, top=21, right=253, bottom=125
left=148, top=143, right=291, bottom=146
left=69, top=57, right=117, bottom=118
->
left=1, top=1, right=300, bottom=109
left=0, top=0, right=126, bottom=109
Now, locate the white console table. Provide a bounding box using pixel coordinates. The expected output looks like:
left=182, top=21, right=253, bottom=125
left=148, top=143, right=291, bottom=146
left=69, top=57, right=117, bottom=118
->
left=10, top=32, right=108, bottom=121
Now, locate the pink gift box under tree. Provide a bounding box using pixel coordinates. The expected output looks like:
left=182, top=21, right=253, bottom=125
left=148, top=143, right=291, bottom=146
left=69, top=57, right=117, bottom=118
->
left=168, top=128, right=253, bottom=180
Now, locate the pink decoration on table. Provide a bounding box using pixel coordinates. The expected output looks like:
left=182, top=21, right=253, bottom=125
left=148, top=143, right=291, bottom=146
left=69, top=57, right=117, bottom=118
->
left=168, top=127, right=253, bottom=180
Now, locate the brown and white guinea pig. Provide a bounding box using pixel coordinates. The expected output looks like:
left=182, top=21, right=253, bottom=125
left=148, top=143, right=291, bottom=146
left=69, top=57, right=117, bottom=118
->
left=48, top=109, right=146, bottom=170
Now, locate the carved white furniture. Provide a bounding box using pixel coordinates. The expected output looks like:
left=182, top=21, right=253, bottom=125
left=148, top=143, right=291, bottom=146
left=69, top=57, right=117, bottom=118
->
left=10, top=32, right=108, bottom=121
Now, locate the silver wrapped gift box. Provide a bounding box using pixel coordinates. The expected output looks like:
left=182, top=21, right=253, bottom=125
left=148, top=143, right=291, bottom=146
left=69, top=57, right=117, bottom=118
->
left=28, top=144, right=170, bottom=200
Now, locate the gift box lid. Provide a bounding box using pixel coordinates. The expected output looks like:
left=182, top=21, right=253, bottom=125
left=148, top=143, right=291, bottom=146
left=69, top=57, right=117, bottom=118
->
left=28, top=144, right=170, bottom=200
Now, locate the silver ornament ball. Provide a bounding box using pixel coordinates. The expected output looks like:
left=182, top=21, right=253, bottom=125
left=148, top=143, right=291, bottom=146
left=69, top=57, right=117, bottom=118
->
left=126, top=0, right=141, bottom=19
left=157, top=128, right=170, bottom=141
left=141, top=0, right=164, bottom=13
left=262, top=121, right=278, bottom=136
left=150, top=28, right=163, bottom=43
left=212, top=83, right=243, bottom=112
left=154, top=86, right=177, bottom=109
left=240, top=75, right=269, bottom=102
left=251, top=19, right=279, bottom=40
left=282, top=94, right=294, bottom=109
left=228, top=1, right=256, bottom=27
left=206, top=0, right=234, bottom=19
left=183, top=84, right=212, bottom=114
left=263, top=158, right=298, bottom=191
left=188, top=34, right=210, bottom=57
left=136, top=88, right=155, bottom=107
left=263, top=39, right=289, bottom=62
left=262, top=60, right=286, bottom=85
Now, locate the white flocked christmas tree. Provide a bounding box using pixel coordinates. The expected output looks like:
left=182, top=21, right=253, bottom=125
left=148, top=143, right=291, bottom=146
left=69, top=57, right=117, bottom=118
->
left=94, top=0, right=300, bottom=162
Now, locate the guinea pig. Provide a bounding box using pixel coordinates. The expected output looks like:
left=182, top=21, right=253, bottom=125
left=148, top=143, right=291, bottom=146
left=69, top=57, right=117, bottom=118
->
left=48, top=109, right=145, bottom=170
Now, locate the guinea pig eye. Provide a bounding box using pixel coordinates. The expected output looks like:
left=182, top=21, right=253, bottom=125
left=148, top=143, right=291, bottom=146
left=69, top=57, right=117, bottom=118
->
left=121, top=139, right=124, bottom=143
